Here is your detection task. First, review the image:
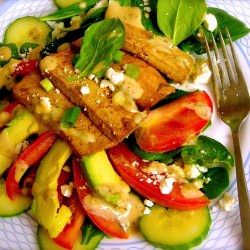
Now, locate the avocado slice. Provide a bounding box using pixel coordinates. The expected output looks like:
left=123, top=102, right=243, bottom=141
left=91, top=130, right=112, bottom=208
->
left=0, top=110, right=39, bottom=176
left=32, top=139, right=72, bottom=238
left=80, top=150, right=130, bottom=205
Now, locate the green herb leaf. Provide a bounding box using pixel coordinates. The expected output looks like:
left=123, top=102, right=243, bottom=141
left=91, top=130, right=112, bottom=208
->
left=207, top=7, right=250, bottom=41
left=60, top=106, right=81, bottom=128
left=127, top=135, right=180, bottom=164
left=157, top=0, right=207, bottom=45
left=81, top=220, right=105, bottom=247
left=179, top=7, right=250, bottom=54
left=20, top=43, right=39, bottom=56
left=40, top=0, right=99, bottom=21
left=152, top=89, right=191, bottom=109
left=181, top=135, right=234, bottom=169
left=0, top=43, right=20, bottom=67
left=75, top=18, right=125, bottom=78
left=201, top=167, right=230, bottom=199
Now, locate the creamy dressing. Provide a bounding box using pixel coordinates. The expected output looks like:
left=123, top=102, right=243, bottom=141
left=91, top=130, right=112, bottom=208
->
left=186, top=102, right=212, bottom=120
left=0, top=59, right=20, bottom=90
left=83, top=192, right=144, bottom=233
left=14, top=160, right=29, bottom=182
left=0, top=46, right=12, bottom=61
left=60, top=126, right=96, bottom=144
left=105, top=1, right=144, bottom=29
left=40, top=56, right=58, bottom=73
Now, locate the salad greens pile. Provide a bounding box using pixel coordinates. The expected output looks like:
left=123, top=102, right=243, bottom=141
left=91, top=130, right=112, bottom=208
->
left=38, top=0, right=250, bottom=77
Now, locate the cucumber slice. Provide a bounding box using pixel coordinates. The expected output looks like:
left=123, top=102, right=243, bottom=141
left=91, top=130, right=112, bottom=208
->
left=0, top=179, right=32, bottom=217
left=139, top=205, right=211, bottom=250
left=38, top=225, right=104, bottom=250
left=4, top=16, right=51, bottom=50
left=53, top=0, right=82, bottom=8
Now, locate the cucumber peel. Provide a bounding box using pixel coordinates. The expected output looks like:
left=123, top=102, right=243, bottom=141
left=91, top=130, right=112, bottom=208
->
left=0, top=179, right=32, bottom=217
left=4, top=16, right=51, bottom=50
left=139, top=205, right=211, bottom=250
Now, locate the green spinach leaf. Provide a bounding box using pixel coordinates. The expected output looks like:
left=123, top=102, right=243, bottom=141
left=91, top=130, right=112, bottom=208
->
left=152, top=89, right=191, bottom=109
left=80, top=219, right=105, bottom=248
left=208, top=7, right=250, bottom=42
left=179, top=7, right=250, bottom=54
left=201, top=167, right=229, bottom=199
left=127, top=135, right=181, bottom=164
left=157, top=0, right=207, bottom=45
left=40, top=0, right=99, bottom=21
left=75, top=18, right=125, bottom=78
left=181, top=135, right=234, bottom=169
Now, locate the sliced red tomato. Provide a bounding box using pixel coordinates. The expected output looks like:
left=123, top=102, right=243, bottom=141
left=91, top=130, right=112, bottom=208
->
left=53, top=193, right=85, bottom=249
left=6, top=130, right=57, bottom=200
left=2, top=100, right=20, bottom=113
left=72, top=157, right=129, bottom=239
left=108, top=143, right=210, bottom=210
left=0, top=100, right=20, bottom=128
left=135, top=91, right=213, bottom=152
left=13, top=59, right=37, bottom=77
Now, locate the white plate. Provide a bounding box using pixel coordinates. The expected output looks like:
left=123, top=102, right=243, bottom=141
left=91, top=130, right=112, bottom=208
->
left=0, top=0, right=249, bottom=249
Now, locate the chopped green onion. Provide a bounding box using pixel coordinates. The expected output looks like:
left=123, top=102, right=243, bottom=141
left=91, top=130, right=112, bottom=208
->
left=113, top=51, right=124, bottom=63
left=125, top=63, right=140, bottom=79
left=61, top=106, right=81, bottom=128
left=40, top=78, right=54, bottom=92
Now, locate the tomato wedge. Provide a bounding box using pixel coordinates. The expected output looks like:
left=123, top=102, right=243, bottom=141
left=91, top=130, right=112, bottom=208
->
left=2, top=100, right=20, bottom=113
left=135, top=90, right=213, bottom=152
left=0, top=100, right=20, bottom=128
left=53, top=193, right=85, bottom=249
left=6, top=130, right=57, bottom=200
left=72, top=157, right=129, bottom=239
left=108, top=143, right=209, bottom=210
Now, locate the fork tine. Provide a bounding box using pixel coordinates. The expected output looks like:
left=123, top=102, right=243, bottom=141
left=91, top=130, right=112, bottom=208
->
left=225, top=27, right=247, bottom=88
left=204, top=32, right=223, bottom=104
left=218, top=29, right=236, bottom=85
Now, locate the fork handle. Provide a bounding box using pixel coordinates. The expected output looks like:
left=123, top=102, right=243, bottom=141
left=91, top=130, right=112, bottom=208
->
left=232, top=131, right=250, bottom=250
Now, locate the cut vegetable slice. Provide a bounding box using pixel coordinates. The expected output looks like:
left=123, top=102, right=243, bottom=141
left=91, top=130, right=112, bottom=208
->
left=53, top=0, right=82, bottom=8
left=4, top=16, right=51, bottom=50
left=0, top=179, right=32, bottom=217
left=139, top=205, right=211, bottom=250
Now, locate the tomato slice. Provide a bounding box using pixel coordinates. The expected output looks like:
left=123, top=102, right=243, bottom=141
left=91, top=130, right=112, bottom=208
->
left=6, top=130, right=57, bottom=200
left=53, top=193, right=85, bottom=249
left=72, top=157, right=129, bottom=239
left=108, top=143, right=209, bottom=210
left=135, top=91, right=213, bottom=152
left=2, top=100, right=20, bottom=113
left=13, top=59, right=37, bottom=77
left=0, top=100, right=20, bottom=128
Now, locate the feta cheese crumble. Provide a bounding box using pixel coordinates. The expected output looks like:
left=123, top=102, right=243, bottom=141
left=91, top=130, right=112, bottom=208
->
left=219, top=193, right=237, bottom=212
left=160, top=177, right=175, bottom=194
left=203, top=14, right=218, bottom=32
left=80, top=85, right=90, bottom=95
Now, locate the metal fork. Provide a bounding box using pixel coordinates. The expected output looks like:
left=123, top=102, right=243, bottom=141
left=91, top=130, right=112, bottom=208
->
left=204, top=29, right=250, bottom=249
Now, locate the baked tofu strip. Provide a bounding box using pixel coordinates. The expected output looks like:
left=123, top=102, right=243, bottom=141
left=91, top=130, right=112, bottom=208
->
left=122, top=23, right=194, bottom=83
left=112, top=53, right=175, bottom=110
left=70, top=41, right=175, bottom=110
left=39, top=48, right=139, bottom=142
left=12, top=70, right=117, bottom=157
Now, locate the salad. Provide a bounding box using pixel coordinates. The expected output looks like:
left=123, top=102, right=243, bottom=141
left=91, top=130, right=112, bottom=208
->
left=0, top=0, right=249, bottom=250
